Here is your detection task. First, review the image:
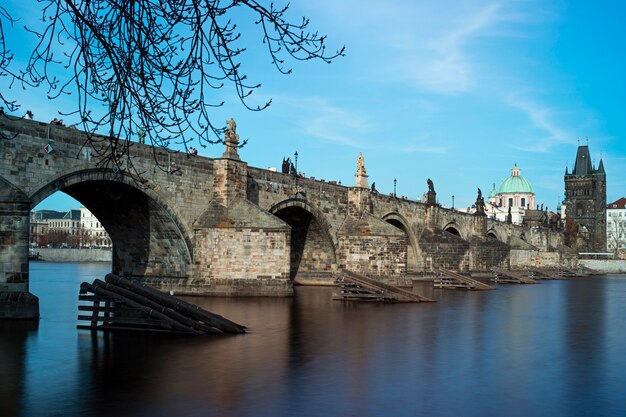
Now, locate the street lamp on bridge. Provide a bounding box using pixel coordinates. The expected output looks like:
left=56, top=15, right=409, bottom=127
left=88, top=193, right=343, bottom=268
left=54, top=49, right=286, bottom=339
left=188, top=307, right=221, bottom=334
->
left=294, top=151, right=299, bottom=193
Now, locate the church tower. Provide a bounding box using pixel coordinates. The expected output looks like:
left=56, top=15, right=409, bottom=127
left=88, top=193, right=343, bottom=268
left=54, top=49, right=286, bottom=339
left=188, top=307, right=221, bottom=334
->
left=564, top=144, right=606, bottom=251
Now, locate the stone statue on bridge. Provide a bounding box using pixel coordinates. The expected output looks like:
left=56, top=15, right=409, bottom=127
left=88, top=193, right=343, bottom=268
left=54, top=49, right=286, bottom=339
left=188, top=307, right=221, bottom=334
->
left=474, top=187, right=486, bottom=215
left=226, top=118, right=237, bottom=138
left=222, top=117, right=240, bottom=160
left=281, top=157, right=291, bottom=174
left=356, top=152, right=367, bottom=176
left=425, top=178, right=437, bottom=205
left=355, top=152, right=368, bottom=188
left=427, top=178, right=435, bottom=194
left=137, top=128, right=146, bottom=144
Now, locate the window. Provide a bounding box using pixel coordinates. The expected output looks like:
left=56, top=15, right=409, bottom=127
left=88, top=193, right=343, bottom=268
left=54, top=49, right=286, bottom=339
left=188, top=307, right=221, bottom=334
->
left=521, top=198, right=526, bottom=208
left=508, top=198, right=513, bottom=207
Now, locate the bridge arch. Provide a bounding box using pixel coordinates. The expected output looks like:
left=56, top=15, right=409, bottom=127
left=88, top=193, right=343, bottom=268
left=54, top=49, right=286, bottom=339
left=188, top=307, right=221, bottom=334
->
left=29, top=169, right=193, bottom=279
left=442, top=221, right=464, bottom=239
left=486, top=228, right=503, bottom=241
left=269, top=198, right=337, bottom=283
left=382, top=212, right=419, bottom=272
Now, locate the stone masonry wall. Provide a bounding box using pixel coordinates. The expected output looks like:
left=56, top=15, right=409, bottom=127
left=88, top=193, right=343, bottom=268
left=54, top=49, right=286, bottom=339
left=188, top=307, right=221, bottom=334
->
left=213, top=159, right=247, bottom=205
left=0, top=200, right=30, bottom=293
left=193, top=227, right=291, bottom=295
left=338, top=235, right=407, bottom=277
left=468, top=237, right=510, bottom=271
left=419, top=229, right=470, bottom=272
left=509, top=250, right=565, bottom=269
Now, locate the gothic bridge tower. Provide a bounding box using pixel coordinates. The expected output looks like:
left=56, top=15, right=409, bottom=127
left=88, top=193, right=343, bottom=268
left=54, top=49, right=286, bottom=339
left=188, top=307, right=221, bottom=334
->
left=564, top=144, right=606, bottom=251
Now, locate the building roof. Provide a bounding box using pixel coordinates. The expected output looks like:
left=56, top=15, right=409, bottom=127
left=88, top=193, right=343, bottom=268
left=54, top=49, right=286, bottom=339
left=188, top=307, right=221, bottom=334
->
left=32, top=209, right=81, bottom=220
left=63, top=209, right=81, bottom=220
left=523, top=209, right=546, bottom=221
left=497, top=164, right=534, bottom=195
left=488, top=183, right=498, bottom=199
left=607, top=197, right=626, bottom=209
left=32, top=210, right=65, bottom=220
left=572, top=145, right=593, bottom=176
left=570, top=144, right=605, bottom=177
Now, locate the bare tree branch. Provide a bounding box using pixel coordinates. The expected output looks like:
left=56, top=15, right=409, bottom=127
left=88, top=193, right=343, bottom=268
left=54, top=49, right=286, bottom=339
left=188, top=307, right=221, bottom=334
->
left=0, top=1, right=345, bottom=180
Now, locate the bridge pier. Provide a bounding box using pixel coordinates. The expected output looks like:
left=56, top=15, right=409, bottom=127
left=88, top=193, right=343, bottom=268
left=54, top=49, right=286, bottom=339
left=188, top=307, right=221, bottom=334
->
left=189, top=140, right=293, bottom=296
left=0, top=195, right=39, bottom=319
left=338, top=168, right=408, bottom=278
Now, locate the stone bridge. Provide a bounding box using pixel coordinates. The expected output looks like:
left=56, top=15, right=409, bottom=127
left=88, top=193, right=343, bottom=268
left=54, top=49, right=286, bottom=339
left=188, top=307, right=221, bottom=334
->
left=0, top=117, right=563, bottom=318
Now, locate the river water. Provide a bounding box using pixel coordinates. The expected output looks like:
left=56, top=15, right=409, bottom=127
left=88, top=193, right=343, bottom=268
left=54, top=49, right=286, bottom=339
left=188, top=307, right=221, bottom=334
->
left=1, top=262, right=626, bottom=417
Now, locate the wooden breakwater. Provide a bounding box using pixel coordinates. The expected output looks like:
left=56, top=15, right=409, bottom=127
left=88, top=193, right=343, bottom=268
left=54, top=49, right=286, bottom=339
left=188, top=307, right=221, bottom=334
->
left=334, top=269, right=435, bottom=302
left=435, top=268, right=495, bottom=290
left=78, top=274, right=246, bottom=334
left=491, top=268, right=538, bottom=284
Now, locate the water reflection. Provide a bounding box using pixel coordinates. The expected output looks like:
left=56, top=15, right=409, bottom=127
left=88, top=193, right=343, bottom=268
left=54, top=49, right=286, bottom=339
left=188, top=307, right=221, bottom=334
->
left=0, top=320, right=38, bottom=417
left=563, top=278, right=607, bottom=416
left=4, top=264, right=626, bottom=417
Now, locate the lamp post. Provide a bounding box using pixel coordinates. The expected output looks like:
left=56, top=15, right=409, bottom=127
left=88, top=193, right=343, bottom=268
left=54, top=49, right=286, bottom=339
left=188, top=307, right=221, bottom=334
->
left=452, top=195, right=455, bottom=209
left=393, top=178, right=397, bottom=198
left=294, top=151, right=299, bottom=192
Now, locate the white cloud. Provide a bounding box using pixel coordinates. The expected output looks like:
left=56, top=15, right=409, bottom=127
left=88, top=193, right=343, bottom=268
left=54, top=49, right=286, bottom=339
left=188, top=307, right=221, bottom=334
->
left=403, top=142, right=452, bottom=154
left=297, top=0, right=528, bottom=93
left=506, top=92, right=605, bottom=155
left=275, top=95, right=377, bottom=148
left=379, top=1, right=531, bottom=94
left=508, top=95, right=569, bottom=143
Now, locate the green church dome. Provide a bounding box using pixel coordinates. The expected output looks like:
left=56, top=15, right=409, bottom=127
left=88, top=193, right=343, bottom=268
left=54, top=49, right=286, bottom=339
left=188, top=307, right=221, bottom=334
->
left=497, top=164, right=535, bottom=195
left=488, top=184, right=498, bottom=199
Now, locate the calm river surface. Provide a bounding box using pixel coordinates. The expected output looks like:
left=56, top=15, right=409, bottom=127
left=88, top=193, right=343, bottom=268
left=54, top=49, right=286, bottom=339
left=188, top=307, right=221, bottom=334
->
left=2, top=262, right=626, bottom=417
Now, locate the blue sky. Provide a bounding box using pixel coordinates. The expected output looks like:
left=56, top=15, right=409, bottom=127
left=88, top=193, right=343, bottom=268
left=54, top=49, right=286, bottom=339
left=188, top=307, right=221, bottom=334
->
left=3, top=0, right=625, bottom=212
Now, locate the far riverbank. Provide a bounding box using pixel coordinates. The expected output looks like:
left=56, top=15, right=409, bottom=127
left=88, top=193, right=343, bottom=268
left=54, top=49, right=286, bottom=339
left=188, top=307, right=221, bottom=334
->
left=578, top=259, right=626, bottom=274
left=29, top=249, right=626, bottom=274
left=33, top=247, right=112, bottom=263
